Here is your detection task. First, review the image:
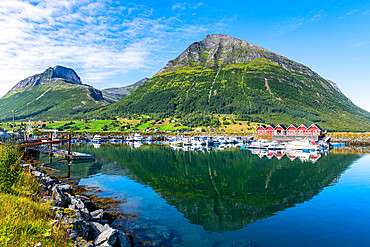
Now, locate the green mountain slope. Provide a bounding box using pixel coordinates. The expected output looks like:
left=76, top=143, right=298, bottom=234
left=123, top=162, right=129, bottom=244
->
left=99, top=34, right=370, bottom=131
left=0, top=66, right=107, bottom=121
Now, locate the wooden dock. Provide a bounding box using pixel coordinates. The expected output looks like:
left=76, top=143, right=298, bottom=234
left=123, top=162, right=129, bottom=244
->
left=22, top=134, right=94, bottom=161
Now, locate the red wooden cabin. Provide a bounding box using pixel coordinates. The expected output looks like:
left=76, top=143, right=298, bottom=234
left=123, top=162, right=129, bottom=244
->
left=297, top=124, right=309, bottom=135
left=308, top=124, right=322, bottom=136
left=286, top=124, right=298, bottom=135
left=265, top=125, right=275, bottom=135
left=256, top=125, right=266, bottom=135
left=274, top=124, right=286, bottom=135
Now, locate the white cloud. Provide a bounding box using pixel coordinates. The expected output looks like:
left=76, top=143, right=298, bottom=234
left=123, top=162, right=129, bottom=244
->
left=0, top=0, right=231, bottom=97
left=360, top=10, right=370, bottom=16
left=338, top=9, right=359, bottom=20
left=172, top=2, right=204, bottom=11
left=275, top=10, right=324, bottom=37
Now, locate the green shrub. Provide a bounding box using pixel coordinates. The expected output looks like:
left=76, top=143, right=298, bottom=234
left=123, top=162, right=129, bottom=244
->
left=0, top=143, right=23, bottom=193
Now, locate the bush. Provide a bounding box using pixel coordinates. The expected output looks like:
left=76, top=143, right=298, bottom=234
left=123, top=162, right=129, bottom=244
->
left=0, top=143, right=23, bottom=193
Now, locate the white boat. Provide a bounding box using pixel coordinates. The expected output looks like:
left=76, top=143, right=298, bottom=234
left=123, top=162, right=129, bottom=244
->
left=216, top=136, right=228, bottom=144
left=285, top=139, right=319, bottom=150
left=192, top=137, right=206, bottom=146
left=170, top=137, right=183, bottom=146
left=248, top=139, right=270, bottom=149
left=70, top=152, right=95, bottom=161
left=182, top=137, right=192, bottom=146
left=267, top=141, right=285, bottom=150
left=92, top=135, right=101, bottom=143
left=201, top=136, right=214, bottom=146
left=133, top=133, right=143, bottom=142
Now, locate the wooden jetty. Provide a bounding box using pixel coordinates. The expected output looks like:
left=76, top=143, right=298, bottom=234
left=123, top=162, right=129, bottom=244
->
left=21, top=134, right=94, bottom=161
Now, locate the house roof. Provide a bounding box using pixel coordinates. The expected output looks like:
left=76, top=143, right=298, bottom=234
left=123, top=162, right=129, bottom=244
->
left=309, top=124, right=323, bottom=131
left=266, top=124, right=275, bottom=129
left=256, top=125, right=266, bottom=130
left=297, top=124, right=309, bottom=129
left=275, top=124, right=286, bottom=130
left=287, top=124, right=298, bottom=129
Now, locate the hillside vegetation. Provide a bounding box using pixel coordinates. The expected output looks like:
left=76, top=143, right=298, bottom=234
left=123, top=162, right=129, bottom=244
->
left=0, top=143, right=71, bottom=246
left=97, top=44, right=370, bottom=131
left=0, top=66, right=107, bottom=121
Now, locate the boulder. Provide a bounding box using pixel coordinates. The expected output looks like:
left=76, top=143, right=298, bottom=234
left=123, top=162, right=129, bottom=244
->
left=42, top=176, right=59, bottom=189
left=32, top=170, right=43, bottom=177
left=69, top=196, right=91, bottom=221
left=74, top=220, right=90, bottom=239
left=90, top=209, right=104, bottom=221
left=55, top=184, right=73, bottom=194
left=94, top=227, right=118, bottom=246
left=51, top=185, right=67, bottom=207
left=88, top=222, right=110, bottom=239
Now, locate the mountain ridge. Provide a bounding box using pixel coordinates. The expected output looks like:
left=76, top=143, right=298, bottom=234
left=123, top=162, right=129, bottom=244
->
left=5, top=65, right=82, bottom=97
left=99, top=34, right=370, bottom=131
left=101, top=78, right=148, bottom=103
left=0, top=66, right=107, bottom=121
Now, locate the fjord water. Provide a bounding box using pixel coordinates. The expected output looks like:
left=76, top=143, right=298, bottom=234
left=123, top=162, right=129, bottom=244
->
left=43, top=145, right=370, bottom=247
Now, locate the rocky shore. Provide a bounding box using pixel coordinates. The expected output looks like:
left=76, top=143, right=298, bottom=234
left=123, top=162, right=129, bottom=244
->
left=330, top=133, right=370, bottom=146
left=20, top=162, right=134, bottom=247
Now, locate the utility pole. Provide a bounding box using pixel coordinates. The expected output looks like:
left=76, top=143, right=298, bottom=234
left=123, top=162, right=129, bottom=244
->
left=12, top=110, right=17, bottom=136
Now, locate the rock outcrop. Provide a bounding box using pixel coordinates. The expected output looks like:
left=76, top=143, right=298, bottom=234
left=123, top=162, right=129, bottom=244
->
left=21, top=163, right=133, bottom=247
left=158, top=34, right=319, bottom=77
left=5, top=65, right=82, bottom=96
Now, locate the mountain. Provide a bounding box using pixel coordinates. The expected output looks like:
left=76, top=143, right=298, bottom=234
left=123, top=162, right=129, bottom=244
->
left=101, top=78, right=148, bottom=103
left=100, top=34, right=370, bottom=131
left=0, top=65, right=108, bottom=121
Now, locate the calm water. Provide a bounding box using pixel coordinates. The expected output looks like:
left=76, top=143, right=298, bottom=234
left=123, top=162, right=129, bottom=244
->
left=39, top=144, right=370, bottom=247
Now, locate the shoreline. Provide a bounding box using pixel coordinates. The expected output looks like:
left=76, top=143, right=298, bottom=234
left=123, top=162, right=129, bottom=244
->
left=21, top=156, right=137, bottom=247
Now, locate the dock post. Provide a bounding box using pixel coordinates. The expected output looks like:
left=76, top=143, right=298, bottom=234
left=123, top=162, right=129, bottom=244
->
left=67, top=161, right=71, bottom=178
left=49, top=133, right=53, bottom=156
left=67, top=134, right=71, bottom=157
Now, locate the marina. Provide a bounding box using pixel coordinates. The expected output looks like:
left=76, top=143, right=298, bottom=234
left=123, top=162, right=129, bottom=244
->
left=19, top=131, right=340, bottom=164
left=37, top=142, right=370, bottom=247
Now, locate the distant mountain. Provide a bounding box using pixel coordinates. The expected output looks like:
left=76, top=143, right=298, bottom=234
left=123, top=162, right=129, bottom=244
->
left=101, top=78, right=148, bottom=103
left=99, top=34, right=370, bottom=131
left=0, top=66, right=108, bottom=121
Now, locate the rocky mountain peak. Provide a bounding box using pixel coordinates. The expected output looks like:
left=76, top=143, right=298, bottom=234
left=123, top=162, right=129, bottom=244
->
left=51, top=65, right=82, bottom=85
left=5, top=65, right=81, bottom=96
left=157, top=34, right=317, bottom=77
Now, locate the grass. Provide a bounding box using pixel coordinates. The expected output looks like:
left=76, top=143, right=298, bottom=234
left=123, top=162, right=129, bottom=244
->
left=1, top=115, right=261, bottom=134
left=0, top=143, right=72, bottom=246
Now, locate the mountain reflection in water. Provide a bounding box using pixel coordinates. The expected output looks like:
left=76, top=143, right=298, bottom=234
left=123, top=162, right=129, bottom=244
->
left=43, top=144, right=360, bottom=233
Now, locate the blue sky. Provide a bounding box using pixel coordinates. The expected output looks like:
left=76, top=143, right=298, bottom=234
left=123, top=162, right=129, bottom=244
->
left=0, top=0, right=369, bottom=112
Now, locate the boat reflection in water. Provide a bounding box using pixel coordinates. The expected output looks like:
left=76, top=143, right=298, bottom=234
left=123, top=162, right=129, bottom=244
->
left=249, top=148, right=323, bottom=163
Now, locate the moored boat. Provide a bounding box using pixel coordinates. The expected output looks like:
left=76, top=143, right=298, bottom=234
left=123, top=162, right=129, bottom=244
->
left=92, top=134, right=101, bottom=143
left=285, top=138, right=319, bottom=150
left=267, top=141, right=285, bottom=150
left=133, top=133, right=143, bottom=142
left=248, top=139, right=270, bottom=149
